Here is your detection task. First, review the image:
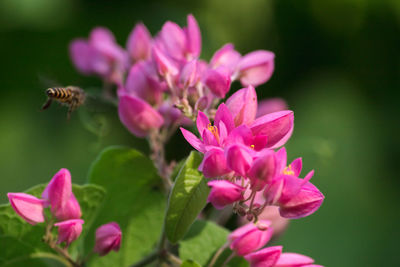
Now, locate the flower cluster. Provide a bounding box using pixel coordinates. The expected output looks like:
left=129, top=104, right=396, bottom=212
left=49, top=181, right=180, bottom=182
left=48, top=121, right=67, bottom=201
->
left=7, top=169, right=121, bottom=256
left=70, top=14, right=275, bottom=138
left=227, top=220, right=322, bottom=267
left=180, top=85, right=324, bottom=221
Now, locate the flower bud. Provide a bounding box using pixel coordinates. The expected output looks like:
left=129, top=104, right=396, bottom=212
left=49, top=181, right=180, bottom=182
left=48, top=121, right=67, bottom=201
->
left=160, top=21, right=187, bottom=60
left=237, top=50, right=275, bottom=87
left=199, top=148, right=231, bottom=178
left=94, top=222, right=122, bottom=256
left=7, top=193, right=45, bottom=225
left=207, top=180, right=245, bottom=209
left=248, top=150, right=276, bottom=191
left=225, top=144, right=253, bottom=177
left=126, top=23, right=152, bottom=62
left=203, top=67, right=231, bottom=98
left=180, top=60, right=198, bottom=88
left=152, top=47, right=179, bottom=77
left=118, top=94, right=164, bottom=137
left=244, top=246, right=282, bottom=267
left=54, top=219, right=84, bottom=247
left=226, top=85, right=257, bottom=126
left=228, top=220, right=273, bottom=256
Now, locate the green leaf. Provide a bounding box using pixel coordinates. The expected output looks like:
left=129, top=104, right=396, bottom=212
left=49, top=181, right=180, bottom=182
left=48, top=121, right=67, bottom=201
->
left=87, top=146, right=166, bottom=267
left=165, top=151, right=210, bottom=244
left=0, top=183, right=106, bottom=266
left=179, top=220, right=229, bottom=266
left=181, top=259, right=202, bottom=267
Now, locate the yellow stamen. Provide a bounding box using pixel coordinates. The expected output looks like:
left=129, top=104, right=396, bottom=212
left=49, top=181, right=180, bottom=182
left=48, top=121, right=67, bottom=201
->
left=283, top=164, right=295, bottom=176
left=207, top=123, right=220, bottom=143
left=250, top=144, right=255, bottom=150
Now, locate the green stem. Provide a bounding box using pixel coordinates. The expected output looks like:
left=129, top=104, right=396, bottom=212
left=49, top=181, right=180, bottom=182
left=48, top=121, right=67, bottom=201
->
left=129, top=250, right=158, bottom=267
left=221, top=252, right=235, bottom=267
left=208, top=242, right=229, bottom=267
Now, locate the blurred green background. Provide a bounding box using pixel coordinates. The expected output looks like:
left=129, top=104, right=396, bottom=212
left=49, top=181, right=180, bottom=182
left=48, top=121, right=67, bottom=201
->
left=0, top=0, right=399, bottom=266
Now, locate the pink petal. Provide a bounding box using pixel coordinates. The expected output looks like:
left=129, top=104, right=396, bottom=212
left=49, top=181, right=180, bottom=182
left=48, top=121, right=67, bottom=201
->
left=250, top=110, right=294, bottom=149
left=7, top=193, right=45, bottom=225
left=152, top=46, right=179, bottom=76
left=248, top=150, right=276, bottom=191
left=226, top=85, right=257, bottom=126
left=257, top=98, right=288, bottom=118
left=186, top=14, right=201, bottom=58
left=210, top=43, right=241, bottom=72
left=180, top=127, right=205, bottom=153
left=126, top=23, right=152, bottom=62
left=225, top=144, right=253, bottom=177
left=238, top=50, right=275, bottom=87
left=214, top=103, right=235, bottom=133
left=203, top=67, right=231, bottom=98
left=180, top=60, right=199, bottom=88
left=207, top=180, right=244, bottom=209
left=244, top=246, right=282, bottom=267
left=275, top=252, right=314, bottom=267
left=290, top=158, right=303, bottom=177
left=69, top=39, right=93, bottom=75
left=196, top=111, right=211, bottom=135
left=199, top=148, right=230, bottom=178
left=160, top=21, right=187, bottom=60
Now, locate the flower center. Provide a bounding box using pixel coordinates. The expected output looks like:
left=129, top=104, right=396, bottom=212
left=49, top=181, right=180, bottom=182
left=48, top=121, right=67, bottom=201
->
left=207, top=123, right=220, bottom=143
left=282, top=164, right=295, bottom=176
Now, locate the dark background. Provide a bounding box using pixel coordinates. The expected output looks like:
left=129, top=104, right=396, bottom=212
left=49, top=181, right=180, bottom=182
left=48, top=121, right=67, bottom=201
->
left=0, top=0, right=399, bottom=266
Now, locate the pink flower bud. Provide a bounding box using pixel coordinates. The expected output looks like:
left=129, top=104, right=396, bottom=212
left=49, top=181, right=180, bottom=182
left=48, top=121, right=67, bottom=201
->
left=237, top=50, right=275, bottom=87
left=275, top=252, right=315, bottom=267
left=185, top=14, right=201, bottom=58
left=210, top=43, right=241, bottom=73
left=226, top=85, right=258, bottom=126
left=118, top=94, right=164, bottom=137
left=228, top=220, right=273, bottom=256
left=279, top=181, right=324, bottom=219
left=256, top=98, right=288, bottom=118
left=7, top=193, right=45, bottom=225
left=54, top=219, right=84, bottom=247
left=248, top=150, right=276, bottom=191
left=126, top=23, right=152, bottom=62
left=203, top=67, right=231, bottom=98
left=199, top=148, right=231, bottom=178
left=207, top=180, right=244, bottom=209
left=94, top=222, right=122, bottom=256
left=180, top=60, right=199, bottom=88
left=152, top=47, right=179, bottom=77
left=244, top=246, right=282, bottom=267
left=225, top=144, right=253, bottom=177
left=160, top=21, right=187, bottom=60
left=42, top=168, right=81, bottom=221
left=250, top=110, right=294, bottom=149
left=125, top=61, right=165, bottom=105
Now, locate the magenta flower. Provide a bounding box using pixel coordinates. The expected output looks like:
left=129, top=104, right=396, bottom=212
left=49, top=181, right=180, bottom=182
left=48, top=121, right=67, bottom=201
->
left=185, top=14, right=202, bottom=59
left=225, top=144, right=253, bottom=177
left=210, top=43, right=241, bottom=73
left=126, top=23, right=152, bottom=63
left=7, top=193, right=45, bottom=225
left=237, top=50, right=275, bottom=87
left=226, top=85, right=258, bottom=126
left=124, top=61, right=166, bottom=106
left=228, top=220, right=273, bottom=256
left=94, top=222, right=122, bottom=256
left=244, top=246, right=283, bottom=267
left=198, top=148, right=231, bottom=178
left=180, top=60, right=199, bottom=88
left=118, top=94, right=164, bottom=137
left=207, top=180, right=244, bottom=209
left=203, top=66, right=232, bottom=98
left=54, top=219, right=84, bottom=247
left=152, top=46, right=179, bottom=77
left=247, top=150, right=276, bottom=191
left=275, top=252, right=315, bottom=267
left=69, top=27, right=128, bottom=83
left=42, top=168, right=82, bottom=221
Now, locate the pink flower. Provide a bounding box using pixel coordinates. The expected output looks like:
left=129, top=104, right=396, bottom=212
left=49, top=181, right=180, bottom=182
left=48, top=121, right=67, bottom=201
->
left=210, top=43, right=241, bottom=73
left=198, top=148, right=231, bottom=178
left=160, top=21, right=187, bottom=61
left=237, top=50, right=275, bottom=87
left=7, top=193, right=45, bottom=225
left=180, top=60, right=199, bottom=88
left=152, top=46, right=179, bottom=77
left=203, top=66, right=231, bottom=98
left=225, top=144, right=253, bottom=177
left=126, top=23, right=152, bottom=63
left=250, top=110, right=294, bottom=149
left=42, top=168, right=82, bottom=221
left=94, top=222, right=122, bottom=256
left=69, top=27, right=128, bottom=83
left=125, top=61, right=166, bottom=105
left=118, top=94, right=164, bottom=137
left=226, top=85, right=258, bottom=126
left=244, top=246, right=283, bottom=267
left=247, top=150, right=276, bottom=191
left=275, top=252, right=315, bottom=267
left=54, top=219, right=84, bottom=247
left=228, top=220, right=273, bottom=256
left=207, top=180, right=244, bottom=209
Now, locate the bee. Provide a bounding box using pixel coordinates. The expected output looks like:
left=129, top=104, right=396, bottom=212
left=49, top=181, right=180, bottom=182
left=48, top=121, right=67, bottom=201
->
left=41, top=86, right=86, bottom=119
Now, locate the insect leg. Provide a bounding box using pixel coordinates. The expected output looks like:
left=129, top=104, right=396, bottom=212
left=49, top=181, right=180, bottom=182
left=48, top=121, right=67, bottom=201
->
left=41, top=98, right=52, bottom=110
